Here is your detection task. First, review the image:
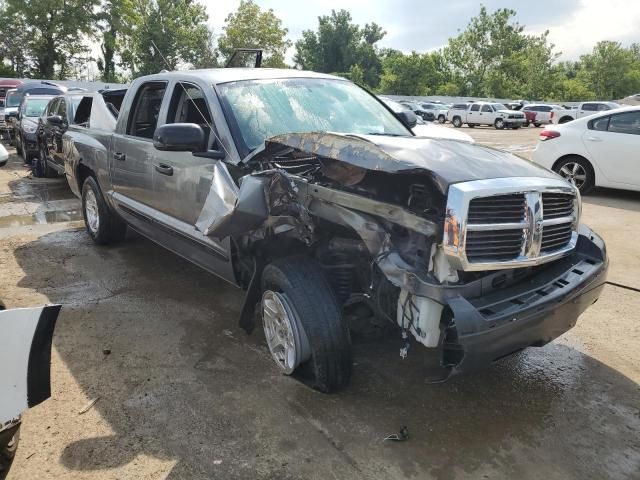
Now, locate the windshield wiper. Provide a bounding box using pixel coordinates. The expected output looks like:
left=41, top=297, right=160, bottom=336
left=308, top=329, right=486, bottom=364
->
left=364, top=132, right=409, bottom=137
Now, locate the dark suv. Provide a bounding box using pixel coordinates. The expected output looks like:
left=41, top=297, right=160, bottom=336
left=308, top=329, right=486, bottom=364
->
left=16, top=95, right=54, bottom=163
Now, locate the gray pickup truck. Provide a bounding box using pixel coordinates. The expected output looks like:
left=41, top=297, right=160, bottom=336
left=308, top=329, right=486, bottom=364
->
left=61, top=68, right=608, bottom=392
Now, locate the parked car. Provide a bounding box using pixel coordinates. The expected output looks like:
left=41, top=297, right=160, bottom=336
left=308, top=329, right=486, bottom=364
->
left=61, top=68, right=607, bottom=392
left=0, top=301, right=60, bottom=479
left=446, top=103, right=471, bottom=123
left=36, top=93, right=96, bottom=177
left=0, top=79, right=23, bottom=100
left=4, top=82, right=66, bottom=149
left=522, top=104, right=564, bottom=127
left=532, top=106, right=640, bottom=194
left=378, top=97, right=473, bottom=142
left=436, top=104, right=451, bottom=123
left=0, top=143, right=8, bottom=167
left=15, top=95, right=54, bottom=163
left=400, top=101, right=435, bottom=121
left=450, top=101, right=526, bottom=129
left=1, top=89, right=18, bottom=143
left=551, top=101, right=620, bottom=124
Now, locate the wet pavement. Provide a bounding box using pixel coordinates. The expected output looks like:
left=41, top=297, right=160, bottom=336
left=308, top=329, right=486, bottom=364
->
left=1, top=139, right=639, bottom=480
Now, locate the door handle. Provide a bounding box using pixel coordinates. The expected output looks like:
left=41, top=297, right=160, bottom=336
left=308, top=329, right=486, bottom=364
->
left=113, top=152, right=126, bottom=161
left=586, top=136, right=602, bottom=142
left=155, top=163, right=174, bottom=176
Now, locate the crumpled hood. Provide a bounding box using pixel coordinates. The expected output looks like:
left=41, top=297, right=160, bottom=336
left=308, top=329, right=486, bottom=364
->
left=246, top=132, right=559, bottom=193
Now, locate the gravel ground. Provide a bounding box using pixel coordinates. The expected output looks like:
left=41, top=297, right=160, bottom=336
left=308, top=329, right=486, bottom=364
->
left=1, top=125, right=639, bottom=480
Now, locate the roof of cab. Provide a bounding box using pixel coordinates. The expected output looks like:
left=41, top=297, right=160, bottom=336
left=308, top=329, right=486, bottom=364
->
left=136, top=68, right=344, bottom=85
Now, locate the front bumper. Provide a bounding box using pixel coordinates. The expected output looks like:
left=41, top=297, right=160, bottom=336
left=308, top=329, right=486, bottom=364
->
left=441, top=225, right=607, bottom=376
left=504, top=118, right=526, bottom=127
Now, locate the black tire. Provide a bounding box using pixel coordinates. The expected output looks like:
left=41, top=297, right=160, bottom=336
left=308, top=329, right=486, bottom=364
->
left=494, top=118, right=505, bottom=129
left=467, top=123, right=475, bottom=128
left=15, top=136, right=22, bottom=157
left=81, top=175, right=127, bottom=245
left=437, top=114, right=446, bottom=124
left=534, top=123, right=542, bottom=127
left=524, top=121, right=530, bottom=127
left=261, top=256, right=352, bottom=393
left=38, top=142, right=57, bottom=178
left=559, top=117, right=573, bottom=124
left=452, top=116, right=462, bottom=128
left=553, top=156, right=595, bottom=194
left=22, top=137, right=35, bottom=164
left=0, top=426, right=20, bottom=480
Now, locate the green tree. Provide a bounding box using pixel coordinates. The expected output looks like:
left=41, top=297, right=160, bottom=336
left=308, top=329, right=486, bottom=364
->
left=378, top=51, right=437, bottom=95
left=577, top=41, right=640, bottom=99
left=3, top=0, right=99, bottom=78
left=0, top=1, right=30, bottom=76
left=122, top=0, right=215, bottom=77
left=294, top=10, right=386, bottom=87
left=217, top=0, right=291, bottom=68
left=96, top=0, right=138, bottom=82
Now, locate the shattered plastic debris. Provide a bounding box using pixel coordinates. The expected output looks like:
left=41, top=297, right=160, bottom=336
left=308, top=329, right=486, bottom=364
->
left=384, top=426, right=409, bottom=442
left=78, top=397, right=100, bottom=415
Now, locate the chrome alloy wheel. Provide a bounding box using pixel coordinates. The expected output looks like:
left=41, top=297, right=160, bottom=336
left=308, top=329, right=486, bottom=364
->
left=84, top=188, right=100, bottom=234
left=262, top=290, right=310, bottom=374
left=558, top=162, right=587, bottom=189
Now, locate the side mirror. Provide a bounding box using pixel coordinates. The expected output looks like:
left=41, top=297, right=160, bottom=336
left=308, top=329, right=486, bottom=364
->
left=153, top=123, right=206, bottom=152
left=396, top=110, right=417, bottom=129
left=47, top=115, right=63, bottom=127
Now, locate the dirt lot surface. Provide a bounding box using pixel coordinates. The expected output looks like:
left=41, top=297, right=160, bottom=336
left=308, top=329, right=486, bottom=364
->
left=1, top=125, right=639, bottom=479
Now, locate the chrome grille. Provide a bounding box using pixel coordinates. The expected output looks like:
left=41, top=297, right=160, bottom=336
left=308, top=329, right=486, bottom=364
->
left=541, top=222, right=573, bottom=252
left=542, top=192, right=573, bottom=219
left=468, top=194, right=524, bottom=223
left=443, top=178, right=580, bottom=271
left=466, top=229, right=523, bottom=261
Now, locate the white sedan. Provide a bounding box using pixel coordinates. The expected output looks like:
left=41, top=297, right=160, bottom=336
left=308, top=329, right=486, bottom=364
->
left=531, top=106, right=640, bottom=194
left=0, top=143, right=8, bottom=167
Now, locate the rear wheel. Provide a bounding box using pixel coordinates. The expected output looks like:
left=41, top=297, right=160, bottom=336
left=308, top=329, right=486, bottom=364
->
left=559, top=117, right=573, bottom=124
left=261, top=256, right=352, bottom=393
left=554, top=156, right=594, bottom=194
left=452, top=117, right=462, bottom=128
left=467, top=123, right=475, bottom=128
left=81, top=176, right=127, bottom=244
left=494, top=118, right=505, bottom=129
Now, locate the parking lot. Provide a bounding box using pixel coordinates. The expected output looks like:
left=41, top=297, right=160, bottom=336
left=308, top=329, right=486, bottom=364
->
left=1, top=125, right=638, bottom=479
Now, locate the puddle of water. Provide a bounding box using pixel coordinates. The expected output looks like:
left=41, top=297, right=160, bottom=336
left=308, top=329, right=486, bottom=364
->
left=0, top=209, right=83, bottom=228
left=10, top=181, right=76, bottom=202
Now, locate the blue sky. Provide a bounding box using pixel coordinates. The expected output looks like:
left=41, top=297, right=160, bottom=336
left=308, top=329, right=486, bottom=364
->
left=204, top=0, right=640, bottom=62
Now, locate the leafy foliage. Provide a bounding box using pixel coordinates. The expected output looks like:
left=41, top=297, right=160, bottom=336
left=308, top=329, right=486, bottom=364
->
left=217, top=0, right=291, bottom=68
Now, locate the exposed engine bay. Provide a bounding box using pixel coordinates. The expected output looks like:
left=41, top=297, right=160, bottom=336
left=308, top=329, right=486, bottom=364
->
left=193, top=132, right=603, bottom=379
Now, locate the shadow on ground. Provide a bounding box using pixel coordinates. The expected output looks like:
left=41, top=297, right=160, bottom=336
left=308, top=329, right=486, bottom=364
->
left=11, top=229, right=640, bottom=480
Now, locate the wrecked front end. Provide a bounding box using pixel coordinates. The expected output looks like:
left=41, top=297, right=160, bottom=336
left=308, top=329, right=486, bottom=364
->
left=199, top=132, right=607, bottom=379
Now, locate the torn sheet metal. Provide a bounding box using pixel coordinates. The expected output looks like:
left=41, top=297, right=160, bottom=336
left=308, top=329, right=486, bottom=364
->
left=89, top=94, right=117, bottom=131
left=244, top=132, right=559, bottom=193
left=195, top=162, right=240, bottom=235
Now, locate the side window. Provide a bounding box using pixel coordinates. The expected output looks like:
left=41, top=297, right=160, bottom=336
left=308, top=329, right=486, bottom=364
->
left=597, top=103, right=611, bottom=111
left=470, top=104, right=480, bottom=112
left=481, top=104, right=492, bottom=113
left=47, top=99, right=59, bottom=116
left=541, top=106, right=551, bottom=112
left=523, top=106, right=531, bottom=111
left=590, top=116, right=610, bottom=131
left=582, top=103, right=596, bottom=111
left=608, top=112, right=640, bottom=135
left=166, top=83, right=213, bottom=147
left=57, top=98, right=67, bottom=120
left=127, top=82, right=167, bottom=139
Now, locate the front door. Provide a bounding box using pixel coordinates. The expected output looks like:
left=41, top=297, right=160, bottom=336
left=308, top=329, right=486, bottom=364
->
left=151, top=81, right=219, bottom=225
left=111, top=81, right=167, bottom=208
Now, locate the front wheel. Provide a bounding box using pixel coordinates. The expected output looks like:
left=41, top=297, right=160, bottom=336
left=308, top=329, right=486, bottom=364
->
left=82, top=176, right=127, bottom=244
left=437, top=114, right=446, bottom=124
left=452, top=117, right=462, bottom=128
left=15, top=136, right=22, bottom=157
left=38, top=143, right=57, bottom=178
left=534, top=122, right=542, bottom=128
left=261, top=256, right=352, bottom=393
left=554, top=156, right=595, bottom=194
left=494, top=118, right=505, bottom=129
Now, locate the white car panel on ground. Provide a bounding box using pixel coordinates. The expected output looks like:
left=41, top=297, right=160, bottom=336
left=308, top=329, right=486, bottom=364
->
left=0, top=143, right=7, bottom=166
left=532, top=106, right=640, bottom=193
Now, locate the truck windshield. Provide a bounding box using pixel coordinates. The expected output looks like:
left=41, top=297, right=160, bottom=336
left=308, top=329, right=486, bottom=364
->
left=218, top=78, right=411, bottom=151
left=23, top=98, right=50, bottom=117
